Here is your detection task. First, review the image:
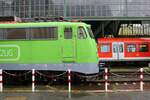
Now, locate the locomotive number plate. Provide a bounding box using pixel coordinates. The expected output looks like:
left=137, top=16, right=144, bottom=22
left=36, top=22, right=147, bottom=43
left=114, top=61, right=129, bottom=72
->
left=0, top=45, right=20, bottom=61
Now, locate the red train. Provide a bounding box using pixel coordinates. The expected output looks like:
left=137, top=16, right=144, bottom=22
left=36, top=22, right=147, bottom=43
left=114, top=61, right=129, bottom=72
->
left=97, top=38, right=150, bottom=66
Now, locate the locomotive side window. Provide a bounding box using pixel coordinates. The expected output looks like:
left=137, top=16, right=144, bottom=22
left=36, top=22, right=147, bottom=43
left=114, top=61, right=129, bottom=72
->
left=127, top=44, right=136, bottom=52
left=78, top=27, right=87, bottom=39
left=31, top=27, right=58, bottom=39
left=100, top=44, right=110, bottom=53
left=6, top=28, right=27, bottom=39
left=0, top=27, right=58, bottom=40
left=64, top=27, right=72, bottom=39
left=139, top=44, right=148, bottom=52
left=0, top=29, right=5, bottom=40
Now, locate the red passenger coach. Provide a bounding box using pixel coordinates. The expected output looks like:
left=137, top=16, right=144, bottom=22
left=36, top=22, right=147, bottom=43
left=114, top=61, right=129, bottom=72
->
left=98, top=38, right=150, bottom=66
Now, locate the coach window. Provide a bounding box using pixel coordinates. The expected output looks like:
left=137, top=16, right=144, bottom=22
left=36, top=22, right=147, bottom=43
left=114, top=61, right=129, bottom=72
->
left=31, top=27, right=58, bottom=39
left=127, top=44, right=136, bottom=52
left=101, top=44, right=110, bottom=53
left=78, top=27, right=87, bottom=39
left=64, top=27, right=72, bottom=39
left=139, top=44, right=148, bottom=52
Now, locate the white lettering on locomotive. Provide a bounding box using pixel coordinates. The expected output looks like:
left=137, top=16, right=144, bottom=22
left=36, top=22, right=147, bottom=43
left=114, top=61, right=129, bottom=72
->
left=0, top=45, right=20, bottom=61
left=0, top=49, right=13, bottom=57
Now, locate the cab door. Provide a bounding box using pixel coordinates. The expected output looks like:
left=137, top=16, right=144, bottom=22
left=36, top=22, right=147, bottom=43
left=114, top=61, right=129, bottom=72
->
left=112, top=42, right=124, bottom=60
left=62, top=27, right=76, bottom=62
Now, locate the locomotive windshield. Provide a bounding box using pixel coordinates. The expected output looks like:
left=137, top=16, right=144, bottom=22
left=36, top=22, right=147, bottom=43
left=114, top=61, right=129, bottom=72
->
left=87, top=27, right=94, bottom=39
left=78, top=27, right=87, bottom=39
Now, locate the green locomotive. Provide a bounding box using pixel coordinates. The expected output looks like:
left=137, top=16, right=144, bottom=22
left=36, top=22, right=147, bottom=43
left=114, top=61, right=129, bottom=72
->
left=0, top=22, right=98, bottom=74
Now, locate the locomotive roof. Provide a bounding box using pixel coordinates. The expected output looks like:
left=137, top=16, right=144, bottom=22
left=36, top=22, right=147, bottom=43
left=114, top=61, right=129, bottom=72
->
left=98, top=38, right=150, bottom=43
left=0, top=22, right=88, bottom=28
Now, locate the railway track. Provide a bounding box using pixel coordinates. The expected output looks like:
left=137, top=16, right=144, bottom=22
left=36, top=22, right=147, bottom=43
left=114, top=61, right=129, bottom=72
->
left=2, top=70, right=150, bottom=92
left=85, top=69, right=150, bottom=84
left=2, top=66, right=150, bottom=86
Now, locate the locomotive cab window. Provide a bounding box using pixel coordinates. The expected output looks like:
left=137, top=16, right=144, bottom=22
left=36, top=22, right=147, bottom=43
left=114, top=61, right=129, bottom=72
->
left=127, top=44, right=136, bottom=52
left=139, top=44, right=148, bottom=52
left=78, top=27, right=87, bottom=39
left=64, top=27, right=72, bottom=39
left=100, top=44, right=110, bottom=53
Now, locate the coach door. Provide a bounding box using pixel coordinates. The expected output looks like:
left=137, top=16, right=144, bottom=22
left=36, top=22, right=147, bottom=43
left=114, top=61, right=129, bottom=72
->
left=112, top=42, right=124, bottom=60
left=62, top=27, right=76, bottom=62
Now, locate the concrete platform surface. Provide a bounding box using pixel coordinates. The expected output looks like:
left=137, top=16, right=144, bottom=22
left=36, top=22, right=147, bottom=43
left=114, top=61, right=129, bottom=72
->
left=1, top=91, right=150, bottom=100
